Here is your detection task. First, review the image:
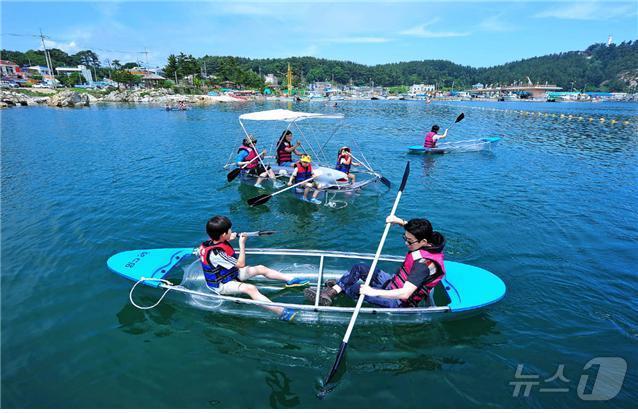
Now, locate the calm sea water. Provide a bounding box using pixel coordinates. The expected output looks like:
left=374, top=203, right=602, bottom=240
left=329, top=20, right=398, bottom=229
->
left=1, top=100, right=637, bottom=408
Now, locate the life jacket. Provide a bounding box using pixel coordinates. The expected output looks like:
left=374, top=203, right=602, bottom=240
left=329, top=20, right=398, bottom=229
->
left=335, top=153, right=351, bottom=173
left=198, top=240, right=239, bottom=288
left=424, top=131, right=437, bottom=148
left=295, top=163, right=313, bottom=182
left=238, top=145, right=259, bottom=169
left=276, top=140, right=293, bottom=165
left=389, top=243, right=446, bottom=307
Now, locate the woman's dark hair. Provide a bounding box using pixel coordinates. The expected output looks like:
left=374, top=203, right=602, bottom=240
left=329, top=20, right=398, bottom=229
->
left=206, top=216, right=232, bottom=241
left=431, top=125, right=440, bottom=132
left=404, top=218, right=433, bottom=242
left=276, top=130, right=293, bottom=148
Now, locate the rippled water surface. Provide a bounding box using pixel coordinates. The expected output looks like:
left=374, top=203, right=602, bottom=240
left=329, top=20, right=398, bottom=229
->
left=2, top=100, right=637, bottom=408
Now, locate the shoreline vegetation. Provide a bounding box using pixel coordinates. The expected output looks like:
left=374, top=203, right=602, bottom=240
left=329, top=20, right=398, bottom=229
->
left=2, top=86, right=638, bottom=109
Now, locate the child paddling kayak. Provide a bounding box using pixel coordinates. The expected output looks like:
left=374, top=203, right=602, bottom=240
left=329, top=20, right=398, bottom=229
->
left=198, top=216, right=310, bottom=321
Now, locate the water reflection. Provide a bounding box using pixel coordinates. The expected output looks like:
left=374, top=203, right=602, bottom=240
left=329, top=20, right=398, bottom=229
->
left=265, top=370, right=300, bottom=408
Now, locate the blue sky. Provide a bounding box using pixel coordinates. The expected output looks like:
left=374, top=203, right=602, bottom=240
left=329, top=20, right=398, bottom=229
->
left=2, top=1, right=637, bottom=68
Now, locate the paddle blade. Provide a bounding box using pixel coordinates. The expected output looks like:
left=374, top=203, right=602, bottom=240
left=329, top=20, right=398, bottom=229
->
left=322, top=341, right=348, bottom=389
left=455, top=113, right=465, bottom=123
left=247, top=194, right=272, bottom=207
left=399, top=162, right=410, bottom=192
left=227, top=168, right=241, bottom=182
left=257, top=230, right=276, bottom=236
left=379, top=176, right=392, bottom=188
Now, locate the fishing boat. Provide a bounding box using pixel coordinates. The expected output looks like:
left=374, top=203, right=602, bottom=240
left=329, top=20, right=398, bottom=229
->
left=224, top=109, right=390, bottom=208
left=408, top=137, right=501, bottom=155
left=107, top=247, right=506, bottom=324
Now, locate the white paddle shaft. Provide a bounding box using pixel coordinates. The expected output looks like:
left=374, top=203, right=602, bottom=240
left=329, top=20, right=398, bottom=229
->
left=341, top=188, right=404, bottom=344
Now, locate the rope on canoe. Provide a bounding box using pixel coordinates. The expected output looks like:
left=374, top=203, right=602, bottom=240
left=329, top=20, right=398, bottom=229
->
left=129, top=278, right=174, bottom=310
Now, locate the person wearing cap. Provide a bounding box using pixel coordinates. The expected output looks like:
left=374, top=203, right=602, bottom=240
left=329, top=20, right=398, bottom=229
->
left=287, top=154, right=322, bottom=204
left=424, top=125, right=448, bottom=148
left=236, top=135, right=283, bottom=189
left=335, top=146, right=361, bottom=184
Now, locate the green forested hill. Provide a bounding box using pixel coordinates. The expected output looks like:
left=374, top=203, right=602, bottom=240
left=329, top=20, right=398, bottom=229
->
left=3, top=40, right=636, bottom=91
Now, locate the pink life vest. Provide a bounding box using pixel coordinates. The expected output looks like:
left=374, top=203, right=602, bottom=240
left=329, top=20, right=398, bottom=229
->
left=238, top=145, right=260, bottom=169
left=389, top=248, right=446, bottom=307
left=424, top=131, right=437, bottom=148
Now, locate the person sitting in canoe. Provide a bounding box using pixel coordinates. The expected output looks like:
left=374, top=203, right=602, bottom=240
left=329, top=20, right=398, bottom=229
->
left=335, top=146, right=360, bottom=184
left=287, top=154, right=322, bottom=204
left=305, top=214, right=446, bottom=307
left=424, top=124, right=448, bottom=148
left=275, top=130, right=302, bottom=167
left=198, top=215, right=310, bottom=321
left=236, top=135, right=283, bottom=189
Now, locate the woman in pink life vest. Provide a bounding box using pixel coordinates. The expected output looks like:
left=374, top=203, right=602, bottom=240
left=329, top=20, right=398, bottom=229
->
left=424, top=124, right=448, bottom=148
left=304, top=214, right=446, bottom=307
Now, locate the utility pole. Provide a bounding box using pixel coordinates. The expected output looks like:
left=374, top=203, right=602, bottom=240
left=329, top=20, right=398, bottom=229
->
left=39, top=28, right=54, bottom=83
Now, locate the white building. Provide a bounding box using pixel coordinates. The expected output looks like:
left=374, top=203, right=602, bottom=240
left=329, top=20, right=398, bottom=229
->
left=409, top=84, right=436, bottom=94
left=264, top=73, right=278, bottom=85
left=56, top=65, right=94, bottom=85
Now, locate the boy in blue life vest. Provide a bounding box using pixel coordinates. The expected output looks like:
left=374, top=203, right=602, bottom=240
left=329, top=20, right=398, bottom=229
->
left=287, top=154, right=322, bottom=205
left=236, top=135, right=284, bottom=189
left=304, top=214, right=446, bottom=308
left=198, top=216, right=309, bottom=321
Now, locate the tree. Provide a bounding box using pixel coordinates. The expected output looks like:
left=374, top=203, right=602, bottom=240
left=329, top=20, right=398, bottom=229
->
left=111, top=70, right=142, bottom=89
left=111, top=59, right=122, bottom=70
left=164, top=54, right=178, bottom=81
left=72, top=50, right=100, bottom=68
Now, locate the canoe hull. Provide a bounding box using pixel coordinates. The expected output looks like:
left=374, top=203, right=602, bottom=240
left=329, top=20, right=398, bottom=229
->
left=408, top=137, right=501, bottom=154
left=107, top=248, right=506, bottom=324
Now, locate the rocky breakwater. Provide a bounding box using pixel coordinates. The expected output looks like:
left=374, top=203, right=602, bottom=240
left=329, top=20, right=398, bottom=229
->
left=0, top=90, right=49, bottom=108
left=101, top=88, right=243, bottom=104
left=47, top=91, right=94, bottom=107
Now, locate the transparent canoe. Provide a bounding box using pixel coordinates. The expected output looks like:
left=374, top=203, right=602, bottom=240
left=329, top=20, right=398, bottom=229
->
left=408, top=137, right=501, bottom=154
left=108, top=248, right=506, bottom=324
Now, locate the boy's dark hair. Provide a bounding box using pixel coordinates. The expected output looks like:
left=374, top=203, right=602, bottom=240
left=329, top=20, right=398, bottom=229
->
left=431, top=125, right=440, bottom=132
left=404, top=218, right=433, bottom=242
left=206, top=216, right=232, bottom=241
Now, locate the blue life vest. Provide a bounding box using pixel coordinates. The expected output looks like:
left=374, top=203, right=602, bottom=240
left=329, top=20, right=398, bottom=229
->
left=198, top=240, right=239, bottom=288
left=295, top=163, right=313, bottom=182
left=335, top=153, right=351, bottom=173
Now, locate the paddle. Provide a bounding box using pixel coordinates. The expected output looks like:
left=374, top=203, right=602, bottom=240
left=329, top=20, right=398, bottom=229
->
left=350, top=153, right=391, bottom=188
left=241, top=230, right=276, bottom=237
left=445, top=112, right=465, bottom=132
left=226, top=151, right=267, bottom=182
left=247, top=177, right=315, bottom=207
left=320, top=161, right=410, bottom=395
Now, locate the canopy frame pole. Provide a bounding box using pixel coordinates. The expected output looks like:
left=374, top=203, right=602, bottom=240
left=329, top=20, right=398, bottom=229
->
left=314, top=255, right=325, bottom=308
left=317, top=119, right=343, bottom=159
left=293, top=122, right=323, bottom=163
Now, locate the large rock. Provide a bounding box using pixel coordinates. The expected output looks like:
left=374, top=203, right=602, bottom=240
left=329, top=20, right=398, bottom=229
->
left=48, top=91, right=90, bottom=107
left=0, top=90, right=41, bottom=107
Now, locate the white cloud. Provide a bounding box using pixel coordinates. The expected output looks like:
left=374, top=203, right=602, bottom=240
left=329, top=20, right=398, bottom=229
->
left=478, top=14, right=517, bottom=32
left=43, top=39, right=79, bottom=54
left=400, top=19, right=470, bottom=38
left=322, top=37, right=391, bottom=44
left=534, top=2, right=637, bottom=20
